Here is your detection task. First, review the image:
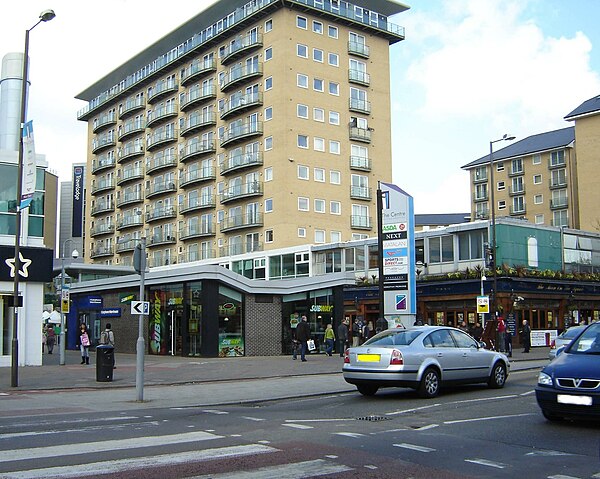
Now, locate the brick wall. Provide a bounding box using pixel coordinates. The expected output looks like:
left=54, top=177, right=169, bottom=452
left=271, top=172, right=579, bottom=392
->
left=244, top=294, right=282, bottom=356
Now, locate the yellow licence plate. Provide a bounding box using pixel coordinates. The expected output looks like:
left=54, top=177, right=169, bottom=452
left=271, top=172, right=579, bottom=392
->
left=357, top=354, right=380, bottom=363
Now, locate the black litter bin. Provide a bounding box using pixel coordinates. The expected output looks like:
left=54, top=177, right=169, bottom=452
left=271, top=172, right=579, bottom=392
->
left=96, top=345, right=114, bottom=382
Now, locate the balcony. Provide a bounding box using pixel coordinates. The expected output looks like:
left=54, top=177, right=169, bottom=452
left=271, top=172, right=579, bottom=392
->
left=349, top=98, right=371, bottom=115
left=146, top=181, right=177, bottom=199
left=550, top=198, right=569, bottom=210
left=91, top=179, right=115, bottom=195
left=510, top=205, right=526, bottom=215
left=149, top=254, right=177, bottom=268
left=220, top=63, right=263, bottom=92
left=92, top=112, right=117, bottom=133
left=116, top=214, right=143, bottom=230
left=119, top=97, right=146, bottom=119
left=349, top=126, right=371, bottom=143
left=473, top=172, right=488, bottom=183
left=146, top=154, right=177, bottom=175
left=350, top=186, right=372, bottom=200
left=92, top=155, right=116, bottom=174
left=90, top=223, right=115, bottom=237
left=90, top=245, right=114, bottom=259
left=92, top=134, right=116, bottom=153
left=509, top=185, right=526, bottom=196
left=178, top=249, right=216, bottom=263
left=549, top=178, right=567, bottom=189
left=219, top=241, right=263, bottom=257
left=118, top=144, right=145, bottom=163
left=348, top=69, right=370, bottom=87
left=117, top=167, right=144, bottom=186
left=118, top=119, right=146, bottom=141
left=508, top=168, right=524, bottom=178
left=221, top=33, right=263, bottom=65
left=475, top=211, right=489, bottom=220
left=146, top=103, right=179, bottom=128
left=349, top=155, right=371, bottom=172
left=220, top=92, right=263, bottom=120
left=220, top=181, right=263, bottom=204
left=180, top=196, right=216, bottom=214
left=146, top=205, right=177, bottom=223
left=116, top=191, right=144, bottom=208
left=220, top=212, right=263, bottom=232
left=179, top=141, right=216, bottom=162
left=180, top=223, right=215, bottom=240
left=147, top=129, right=178, bottom=150
left=147, top=233, right=177, bottom=248
left=473, top=192, right=488, bottom=202
left=91, top=201, right=114, bottom=216
left=180, top=167, right=216, bottom=187
left=348, top=41, right=370, bottom=58
left=351, top=215, right=372, bottom=230
left=148, top=79, right=178, bottom=103
left=116, top=239, right=138, bottom=253
left=181, top=58, right=216, bottom=86
left=220, top=121, right=263, bottom=147
left=180, top=86, right=217, bottom=111
left=220, top=152, right=263, bottom=175
left=180, top=112, right=217, bottom=136
left=548, top=159, right=566, bottom=169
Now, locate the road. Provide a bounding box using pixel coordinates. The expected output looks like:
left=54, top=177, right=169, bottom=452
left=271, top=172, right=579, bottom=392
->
left=0, top=370, right=598, bottom=478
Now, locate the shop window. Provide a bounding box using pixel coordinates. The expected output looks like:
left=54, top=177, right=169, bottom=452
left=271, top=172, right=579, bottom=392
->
left=218, top=286, right=243, bottom=357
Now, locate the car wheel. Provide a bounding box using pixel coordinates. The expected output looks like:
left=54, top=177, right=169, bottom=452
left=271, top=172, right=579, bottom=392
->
left=541, top=409, right=563, bottom=422
left=488, top=362, right=507, bottom=389
left=418, top=368, right=440, bottom=398
left=357, top=384, right=379, bottom=396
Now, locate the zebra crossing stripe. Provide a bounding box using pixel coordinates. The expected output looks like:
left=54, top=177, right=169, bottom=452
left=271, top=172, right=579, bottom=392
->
left=0, top=430, right=222, bottom=463
left=184, top=459, right=352, bottom=479
left=0, top=444, right=278, bottom=479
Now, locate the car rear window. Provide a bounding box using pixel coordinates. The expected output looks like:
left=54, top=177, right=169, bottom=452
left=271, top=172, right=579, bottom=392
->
left=364, top=330, right=421, bottom=347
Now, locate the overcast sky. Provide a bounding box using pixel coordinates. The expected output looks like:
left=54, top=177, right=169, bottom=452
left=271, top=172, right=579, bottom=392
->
left=2, top=0, right=599, bottom=214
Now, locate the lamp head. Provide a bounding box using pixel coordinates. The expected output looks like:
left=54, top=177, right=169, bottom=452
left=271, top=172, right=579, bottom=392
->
left=39, top=9, right=56, bottom=22
left=481, top=275, right=487, bottom=281
left=502, top=134, right=516, bottom=141
left=71, top=249, right=79, bottom=260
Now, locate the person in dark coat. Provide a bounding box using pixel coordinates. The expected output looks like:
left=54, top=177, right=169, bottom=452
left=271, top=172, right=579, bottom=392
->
left=376, top=317, right=388, bottom=333
left=520, top=319, right=531, bottom=353
left=294, top=315, right=311, bottom=362
left=337, top=319, right=349, bottom=357
left=471, top=322, right=484, bottom=342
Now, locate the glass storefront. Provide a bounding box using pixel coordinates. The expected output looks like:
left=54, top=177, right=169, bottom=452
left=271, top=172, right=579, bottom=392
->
left=218, top=285, right=244, bottom=357
left=148, top=284, right=184, bottom=355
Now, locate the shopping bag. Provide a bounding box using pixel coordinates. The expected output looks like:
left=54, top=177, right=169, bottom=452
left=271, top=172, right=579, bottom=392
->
left=307, top=339, right=316, bottom=352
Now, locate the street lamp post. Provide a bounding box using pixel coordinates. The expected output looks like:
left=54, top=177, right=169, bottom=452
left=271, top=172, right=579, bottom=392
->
left=489, top=134, right=516, bottom=322
left=60, top=239, right=78, bottom=366
left=11, top=9, right=56, bottom=388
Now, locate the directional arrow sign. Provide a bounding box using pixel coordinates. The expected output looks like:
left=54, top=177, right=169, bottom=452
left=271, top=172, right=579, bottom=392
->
left=131, top=301, right=150, bottom=315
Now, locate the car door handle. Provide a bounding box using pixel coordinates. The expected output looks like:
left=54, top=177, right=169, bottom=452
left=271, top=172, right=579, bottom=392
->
left=437, top=353, right=443, bottom=357
left=462, top=353, right=468, bottom=357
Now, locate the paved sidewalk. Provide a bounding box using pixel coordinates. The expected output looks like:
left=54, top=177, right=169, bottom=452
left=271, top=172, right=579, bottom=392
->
left=0, top=347, right=550, bottom=416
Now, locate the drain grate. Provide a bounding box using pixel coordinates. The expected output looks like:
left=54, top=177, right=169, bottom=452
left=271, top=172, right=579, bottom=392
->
left=356, top=415, right=390, bottom=422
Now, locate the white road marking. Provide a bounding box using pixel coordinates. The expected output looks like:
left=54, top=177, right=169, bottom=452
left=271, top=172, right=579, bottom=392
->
left=203, top=409, right=229, bottom=415
left=242, top=416, right=265, bottom=421
left=415, top=424, right=438, bottom=431
left=284, top=418, right=352, bottom=423
left=393, top=443, right=436, bottom=453
left=548, top=475, right=583, bottom=479
left=1, top=444, right=278, bottom=479
left=526, top=450, right=573, bottom=457
left=364, top=465, right=378, bottom=469
left=446, top=394, right=518, bottom=405
left=520, top=390, right=536, bottom=396
left=282, top=423, right=313, bottom=430
left=185, top=459, right=352, bottom=479
left=386, top=404, right=442, bottom=416
left=465, top=458, right=507, bottom=469
left=0, top=421, right=160, bottom=439
left=444, top=413, right=534, bottom=425
left=333, top=432, right=365, bottom=438
left=0, top=430, right=222, bottom=463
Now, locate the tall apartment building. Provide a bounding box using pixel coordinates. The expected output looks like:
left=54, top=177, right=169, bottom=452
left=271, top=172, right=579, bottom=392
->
left=462, top=127, right=577, bottom=229
left=75, top=0, right=408, bottom=268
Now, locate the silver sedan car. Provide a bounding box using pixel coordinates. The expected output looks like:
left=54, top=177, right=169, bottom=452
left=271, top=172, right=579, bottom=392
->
left=343, top=326, right=510, bottom=398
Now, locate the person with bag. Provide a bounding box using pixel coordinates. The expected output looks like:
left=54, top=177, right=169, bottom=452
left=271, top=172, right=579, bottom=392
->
left=45, top=325, right=56, bottom=354
left=324, top=323, right=335, bottom=357
left=78, top=324, right=91, bottom=365
left=294, top=315, right=311, bottom=362
left=99, top=323, right=116, bottom=368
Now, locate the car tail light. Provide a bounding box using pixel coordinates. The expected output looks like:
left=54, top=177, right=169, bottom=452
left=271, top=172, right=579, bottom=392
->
left=390, top=349, right=403, bottom=365
left=343, top=349, right=350, bottom=363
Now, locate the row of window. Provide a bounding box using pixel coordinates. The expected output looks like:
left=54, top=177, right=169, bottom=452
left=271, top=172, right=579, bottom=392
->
left=474, top=150, right=567, bottom=181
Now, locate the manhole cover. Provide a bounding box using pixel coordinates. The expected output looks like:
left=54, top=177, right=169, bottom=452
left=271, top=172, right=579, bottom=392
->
left=356, top=415, right=390, bottom=422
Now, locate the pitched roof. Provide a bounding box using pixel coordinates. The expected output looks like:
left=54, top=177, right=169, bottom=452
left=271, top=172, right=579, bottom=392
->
left=461, top=126, right=575, bottom=169
left=415, top=213, right=470, bottom=226
left=564, top=95, right=600, bottom=120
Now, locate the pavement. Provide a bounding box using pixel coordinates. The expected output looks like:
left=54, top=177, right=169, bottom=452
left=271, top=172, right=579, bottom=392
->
left=0, top=347, right=550, bottom=416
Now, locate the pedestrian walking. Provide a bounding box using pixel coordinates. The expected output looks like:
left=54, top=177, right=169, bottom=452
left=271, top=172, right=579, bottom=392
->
left=471, top=321, right=484, bottom=342
left=42, top=325, right=47, bottom=354
left=45, top=325, right=56, bottom=354
left=458, top=321, right=469, bottom=333
left=337, top=319, right=349, bottom=357
left=520, top=319, right=531, bottom=353
left=100, top=323, right=116, bottom=368
left=352, top=319, right=361, bottom=347
left=324, top=323, right=335, bottom=356
left=294, top=315, right=311, bottom=362
left=497, top=316, right=506, bottom=352
left=78, top=324, right=91, bottom=365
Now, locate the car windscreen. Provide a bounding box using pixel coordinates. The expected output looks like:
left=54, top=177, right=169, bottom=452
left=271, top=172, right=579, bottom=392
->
left=562, top=327, right=584, bottom=339
left=363, top=329, right=421, bottom=347
left=567, top=324, right=600, bottom=355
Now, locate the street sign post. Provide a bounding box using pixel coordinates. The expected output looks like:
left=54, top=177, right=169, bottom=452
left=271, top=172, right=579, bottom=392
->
left=477, top=295, right=489, bottom=314
left=61, top=288, right=70, bottom=314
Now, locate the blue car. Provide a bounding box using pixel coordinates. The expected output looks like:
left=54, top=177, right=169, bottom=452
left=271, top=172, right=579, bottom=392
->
left=536, top=322, right=600, bottom=421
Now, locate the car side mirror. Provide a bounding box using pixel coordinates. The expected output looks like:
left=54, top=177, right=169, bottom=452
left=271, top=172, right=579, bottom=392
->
left=478, top=341, right=486, bottom=349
